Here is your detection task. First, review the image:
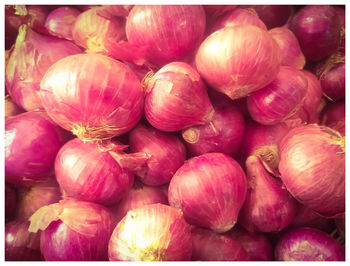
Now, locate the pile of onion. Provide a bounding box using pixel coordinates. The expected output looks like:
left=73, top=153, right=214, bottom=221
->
left=252, top=5, right=293, bottom=29
left=321, top=101, right=345, bottom=135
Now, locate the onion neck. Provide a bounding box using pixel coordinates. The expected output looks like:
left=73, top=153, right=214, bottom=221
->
left=182, top=127, right=200, bottom=144
left=253, top=145, right=280, bottom=170
left=142, top=69, right=155, bottom=94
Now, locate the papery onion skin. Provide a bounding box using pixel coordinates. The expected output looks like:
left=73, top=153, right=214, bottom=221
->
left=108, top=203, right=192, bottom=261
left=252, top=5, right=293, bottom=29
left=126, top=5, right=206, bottom=66
left=129, top=124, right=186, bottom=186
left=55, top=138, right=134, bottom=205
left=195, top=25, right=281, bottom=100
left=5, top=25, right=82, bottom=111
left=279, top=124, right=345, bottom=217
left=5, top=183, right=17, bottom=223
left=5, top=95, right=24, bottom=117
left=191, top=227, right=249, bottom=261
left=321, top=101, right=345, bottom=135
left=5, top=111, right=70, bottom=186
left=275, top=227, right=345, bottom=261
left=320, top=63, right=345, bottom=101
left=247, top=66, right=308, bottom=125
left=144, top=62, right=214, bottom=132
left=168, top=153, right=247, bottom=233
left=40, top=53, right=144, bottom=141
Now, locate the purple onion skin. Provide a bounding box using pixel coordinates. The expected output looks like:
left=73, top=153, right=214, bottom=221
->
left=321, top=63, right=345, bottom=101
left=252, top=5, right=293, bottom=29
left=182, top=105, right=245, bottom=157
left=168, top=153, right=247, bottom=233
left=5, top=111, right=70, bottom=186
left=289, top=5, right=342, bottom=61
left=129, top=124, right=186, bottom=186
left=5, top=183, right=17, bottom=223
left=321, top=101, right=345, bottom=135
left=275, top=227, right=345, bottom=261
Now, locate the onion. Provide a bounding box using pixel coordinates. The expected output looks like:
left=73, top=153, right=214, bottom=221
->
left=40, top=53, right=144, bottom=141
left=5, top=5, right=25, bottom=49
left=5, top=111, right=70, bottom=186
left=195, top=25, right=281, bottom=100
left=126, top=5, right=206, bottom=66
left=101, top=5, right=133, bottom=17
left=275, top=227, right=345, bottom=261
left=289, top=5, right=342, bottom=61
left=182, top=105, right=245, bottom=157
left=29, top=198, right=115, bottom=261
left=334, top=218, right=345, bottom=238
left=55, top=138, right=134, bottom=205
left=203, top=5, right=237, bottom=18
left=191, top=227, right=249, bottom=261
left=128, top=124, right=186, bottom=186
left=24, top=5, right=50, bottom=35
left=279, top=124, right=345, bottom=217
left=239, top=156, right=297, bottom=233
left=45, top=7, right=80, bottom=40
left=320, top=62, right=345, bottom=101
left=168, top=153, right=247, bottom=233
left=5, top=25, right=81, bottom=111
left=108, top=203, right=192, bottom=261
left=5, top=183, right=17, bottom=223
left=247, top=66, right=308, bottom=125
left=144, top=61, right=214, bottom=132
left=269, top=26, right=305, bottom=69
left=321, top=101, right=345, bottom=135
left=5, top=220, right=42, bottom=261
left=5, top=94, right=24, bottom=117
left=252, top=5, right=293, bottom=29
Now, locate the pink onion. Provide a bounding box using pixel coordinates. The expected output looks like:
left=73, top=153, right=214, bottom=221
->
left=247, top=66, right=308, bottom=125
left=289, top=5, right=342, bottom=61
left=5, top=25, right=82, bottom=111
left=55, top=138, right=134, bottom=205
left=128, top=124, right=186, bottom=186
left=239, top=156, right=297, bottom=233
left=252, top=5, right=293, bottom=29
left=144, top=61, right=214, bottom=132
left=195, top=25, right=281, bottom=100
left=5, top=111, right=70, bottom=186
left=279, top=124, right=345, bottom=217
left=182, top=105, right=245, bottom=157
left=321, top=101, right=345, bottom=135
left=5, top=183, right=17, bottom=223
left=108, top=203, right=192, bottom=261
left=191, top=227, right=249, bottom=261
left=101, top=5, right=133, bottom=17
left=168, top=153, right=247, bottom=233
left=45, top=7, right=80, bottom=40
left=40, top=53, right=144, bottom=141
left=5, top=95, right=24, bottom=117
left=126, top=5, right=206, bottom=66
left=269, top=26, right=305, bottom=69
left=275, top=227, right=345, bottom=261
left=29, top=198, right=115, bottom=261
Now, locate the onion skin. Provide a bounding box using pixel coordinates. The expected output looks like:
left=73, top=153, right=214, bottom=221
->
left=279, top=124, right=345, bottom=217
left=5, top=95, right=24, bottom=117
left=168, top=153, right=247, bottom=233
left=55, top=138, right=134, bottom=205
left=5, top=183, right=17, bottom=223
left=321, top=101, right=345, bottom=135
left=108, top=203, right=192, bottom=261
left=129, top=124, right=186, bottom=186
left=191, top=227, right=249, bottom=261
left=252, top=5, right=293, bottom=29
left=275, top=227, right=345, bottom=261
left=195, top=25, right=281, bottom=100
left=320, top=63, right=345, bottom=101
left=5, top=111, right=70, bottom=186
left=40, top=53, right=144, bottom=141
left=144, top=62, right=214, bottom=132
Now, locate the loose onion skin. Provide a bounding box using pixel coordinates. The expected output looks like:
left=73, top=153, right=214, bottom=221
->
left=275, top=227, right=345, bottom=261
left=5, top=183, right=17, bottom=223
left=191, top=227, right=249, bottom=261
left=40, top=53, right=144, bottom=141
left=108, top=203, right=192, bottom=261
left=195, top=25, right=281, bottom=100
left=168, top=153, right=247, bottom=233
left=279, top=124, right=345, bottom=217
left=321, top=101, right=345, bottom=135
left=144, top=62, right=214, bottom=132
left=252, top=5, right=293, bottom=29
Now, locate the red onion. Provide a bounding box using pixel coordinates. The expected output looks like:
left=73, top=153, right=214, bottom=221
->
left=275, top=227, right=345, bottom=261
left=279, top=124, right=345, bottom=217
left=144, top=62, right=214, bottom=132
left=168, top=153, right=247, bottom=233
left=101, top=5, right=133, bottom=17
left=5, top=183, right=17, bottom=223
left=5, top=5, right=25, bottom=49
left=239, top=156, right=297, bottom=233
left=195, top=25, right=281, bottom=100
left=5, top=220, right=42, bottom=261
left=126, top=5, right=206, bottom=66
left=321, top=101, right=345, bottom=135
left=55, top=138, right=134, bottom=205
left=334, top=218, right=345, bottom=237
left=203, top=5, right=237, bottom=18
left=320, top=63, right=345, bottom=101
left=128, top=124, right=186, bottom=186
left=269, top=26, right=305, bottom=69
left=108, top=203, right=192, bottom=261
left=29, top=198, right=114, bottom=261
left=40, top=53, right=144, bottom=141
left=252, top=5, right=293, bottom=29
left=182, top=105, right=245, bottom=157
left=289, top=5, right=342, bottom=61
left=5, top=95, right=24, bottom=117
left=191, top=227, right=249, bottom=261
left=45, top=7, right=80, bottom=40
left=247, top=66, right=308, bottom=125
left=5, top=111, right=70, bottom=186
left=24, top=5, right=50, bottom=35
